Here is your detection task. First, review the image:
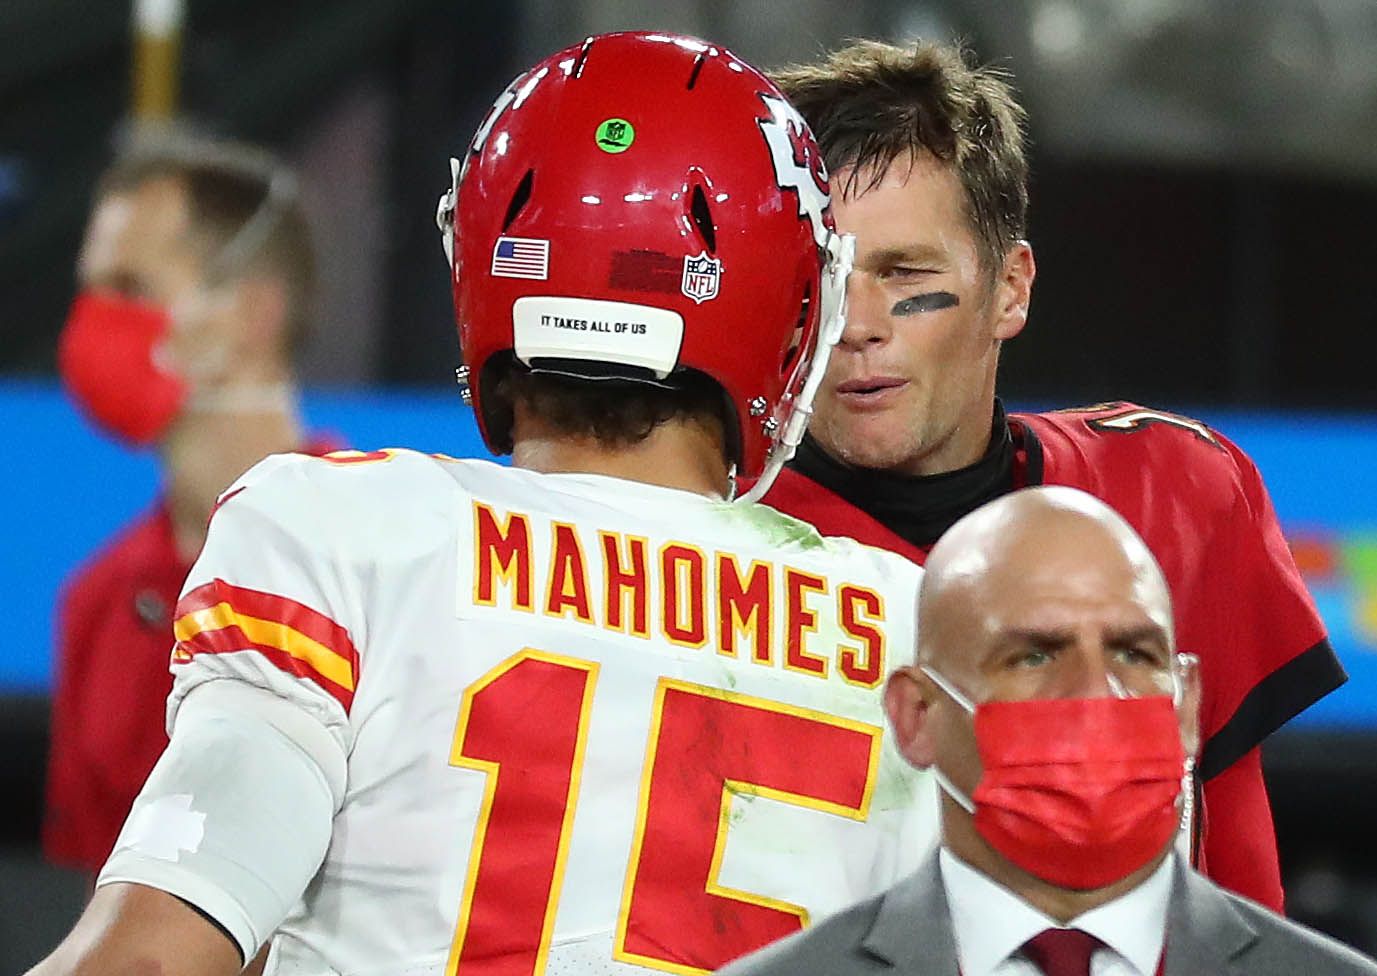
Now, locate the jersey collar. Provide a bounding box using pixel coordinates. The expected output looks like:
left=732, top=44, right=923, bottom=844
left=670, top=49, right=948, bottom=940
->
left=788, top=400, right=1016, bottom=550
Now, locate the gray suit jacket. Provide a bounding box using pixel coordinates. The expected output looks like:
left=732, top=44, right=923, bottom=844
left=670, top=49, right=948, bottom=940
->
left=716, top=853, right=1377, bottom=976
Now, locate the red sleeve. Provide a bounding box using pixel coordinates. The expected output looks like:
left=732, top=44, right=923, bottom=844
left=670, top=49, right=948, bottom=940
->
left=42, top=572, right=108, bottom=874
left=43, top=542, right=181, bottom=874
left=1196, top=747, right=1284, bottom=913
left=1185, top=436, right=1342, bottom=910
left=1189, top=433, right=1344, bottom=779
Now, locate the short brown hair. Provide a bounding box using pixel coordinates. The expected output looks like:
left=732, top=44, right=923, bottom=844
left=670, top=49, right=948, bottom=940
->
left=484, top=356, right=732, bottom=458
left=772, top=39, right=1029, bottom=271
left=98, top=133, right=317, bottom=353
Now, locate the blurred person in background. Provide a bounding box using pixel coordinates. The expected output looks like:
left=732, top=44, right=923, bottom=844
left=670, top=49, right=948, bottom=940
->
left=44, top=134, right=321, bottom=879
left=719, top=486, right=1377, bottom=976
left=760, top=39, right=1345, bottom=914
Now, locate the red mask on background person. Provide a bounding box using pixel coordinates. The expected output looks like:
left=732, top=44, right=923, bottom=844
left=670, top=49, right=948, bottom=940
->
left=922, top=664, right=1188, bottom=890
left=58, top=169, right=298, bottom=447
left=58, top=291, right=189, bottom=446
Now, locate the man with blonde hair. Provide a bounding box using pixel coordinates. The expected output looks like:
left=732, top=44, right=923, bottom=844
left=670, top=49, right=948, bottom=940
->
left=760, top=39, right=1342, bottom=912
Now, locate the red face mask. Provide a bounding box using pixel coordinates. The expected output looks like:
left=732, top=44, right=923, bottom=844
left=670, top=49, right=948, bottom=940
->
left=58, top=291, right=188, bottom=446
left=923, top=667, right=1187, bottom=891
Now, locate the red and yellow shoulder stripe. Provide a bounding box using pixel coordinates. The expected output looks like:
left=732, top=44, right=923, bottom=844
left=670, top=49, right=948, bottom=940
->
left=173, top=579, right=360, bottom=712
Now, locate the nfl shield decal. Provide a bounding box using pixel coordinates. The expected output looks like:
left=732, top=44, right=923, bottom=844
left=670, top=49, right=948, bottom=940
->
left=680, top=252, right=721, bottom=304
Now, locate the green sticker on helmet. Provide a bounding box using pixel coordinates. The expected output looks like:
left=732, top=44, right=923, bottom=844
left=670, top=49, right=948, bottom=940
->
left=596, top=118, right=635, bottom=153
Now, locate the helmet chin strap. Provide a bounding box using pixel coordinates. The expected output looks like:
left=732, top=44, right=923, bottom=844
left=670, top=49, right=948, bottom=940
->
left=738, top=231, right=854, bottom=505
left=436, top=156, right=461, bottom=270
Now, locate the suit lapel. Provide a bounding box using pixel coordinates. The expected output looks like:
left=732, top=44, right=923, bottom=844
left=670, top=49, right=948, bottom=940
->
left=861, top=851, right=960, bottom=975
left=1163, top=860, right=1259, bottom=976
left=856, top=852, right=1262, bottom=976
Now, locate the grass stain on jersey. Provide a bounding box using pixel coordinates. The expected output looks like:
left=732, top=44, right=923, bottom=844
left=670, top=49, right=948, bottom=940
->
left=713, top=500, right=828, bottom=550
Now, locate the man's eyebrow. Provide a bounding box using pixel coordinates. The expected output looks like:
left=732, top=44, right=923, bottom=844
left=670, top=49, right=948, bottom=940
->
left=984, top=622, right=1170, bottom=655
left=988, top=626, right=1074, bottom=651
left=862, top=244, right=947, bottom=267
left=1103, top=623, right=1171, bottom=648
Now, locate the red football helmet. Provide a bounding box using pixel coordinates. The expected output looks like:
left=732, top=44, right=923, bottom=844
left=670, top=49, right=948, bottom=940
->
left=437, top=31, right=853, bottom=498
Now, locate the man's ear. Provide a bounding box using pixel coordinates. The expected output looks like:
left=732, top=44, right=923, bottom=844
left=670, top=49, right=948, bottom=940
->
left=884, top=666, right=938, bottom=769
left=991, top=241, right=1035, bottom=342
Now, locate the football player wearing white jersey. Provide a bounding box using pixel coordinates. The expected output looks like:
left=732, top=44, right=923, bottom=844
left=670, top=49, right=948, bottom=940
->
left=29, top=31, right=935, bottom=976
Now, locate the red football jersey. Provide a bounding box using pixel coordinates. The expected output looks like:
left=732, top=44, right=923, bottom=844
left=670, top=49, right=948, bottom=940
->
left=763, top=401, right=1344, bottom=913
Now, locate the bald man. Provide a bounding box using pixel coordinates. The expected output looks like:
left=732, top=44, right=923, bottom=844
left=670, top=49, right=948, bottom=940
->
left=719, top=486, right=1377, bottom=976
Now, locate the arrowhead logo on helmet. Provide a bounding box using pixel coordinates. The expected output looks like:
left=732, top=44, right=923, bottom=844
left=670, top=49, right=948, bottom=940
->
left=462, top=67, right=548, bottom=183
left=757, top=94, right=833, bottom=248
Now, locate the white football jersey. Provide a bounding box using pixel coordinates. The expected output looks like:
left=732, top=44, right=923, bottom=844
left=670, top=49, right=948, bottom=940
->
left=167, top=449, right=937, bottom=976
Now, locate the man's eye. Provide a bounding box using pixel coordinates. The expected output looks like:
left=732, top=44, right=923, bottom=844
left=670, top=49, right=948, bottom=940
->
left=1011, top=649, right=1053, bottom=669
left=1112, top=646, right=1159, bottom=666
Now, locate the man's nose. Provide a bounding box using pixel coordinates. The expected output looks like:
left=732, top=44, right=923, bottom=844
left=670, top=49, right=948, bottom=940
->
left=837, top=273, right=894, bottom=351
left=1064, top=649, right=1129, bottom=700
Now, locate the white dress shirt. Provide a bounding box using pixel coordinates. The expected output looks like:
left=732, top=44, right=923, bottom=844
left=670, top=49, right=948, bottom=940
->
left=939, top=848, right=1174, bottom=976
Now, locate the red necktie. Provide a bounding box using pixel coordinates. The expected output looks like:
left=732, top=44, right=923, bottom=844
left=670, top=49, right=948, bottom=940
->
left=1021, top=928, right=1101, bottom=976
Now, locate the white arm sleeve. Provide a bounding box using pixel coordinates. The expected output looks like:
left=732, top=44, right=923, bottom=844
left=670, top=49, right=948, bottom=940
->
left=97, top=679, right=347, bottom=962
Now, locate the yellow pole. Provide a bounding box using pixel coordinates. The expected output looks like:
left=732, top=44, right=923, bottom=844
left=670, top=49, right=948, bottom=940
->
left=132, top=0, right=185, bottom=122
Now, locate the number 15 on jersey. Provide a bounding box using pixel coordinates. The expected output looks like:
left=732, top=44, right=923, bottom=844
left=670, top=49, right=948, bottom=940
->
left=447, top=649, right=884, bottom=976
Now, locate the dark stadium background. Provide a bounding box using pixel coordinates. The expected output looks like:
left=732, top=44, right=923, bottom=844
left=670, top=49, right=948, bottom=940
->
left=2, top=0, right=1375, bottom=969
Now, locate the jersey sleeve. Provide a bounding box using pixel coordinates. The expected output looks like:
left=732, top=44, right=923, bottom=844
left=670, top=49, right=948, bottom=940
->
left=98, top=680, right=345, bottom=961
left=168, top=452, right=365, bottom=757
left=1191, top=432, right=1346, bottom=780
